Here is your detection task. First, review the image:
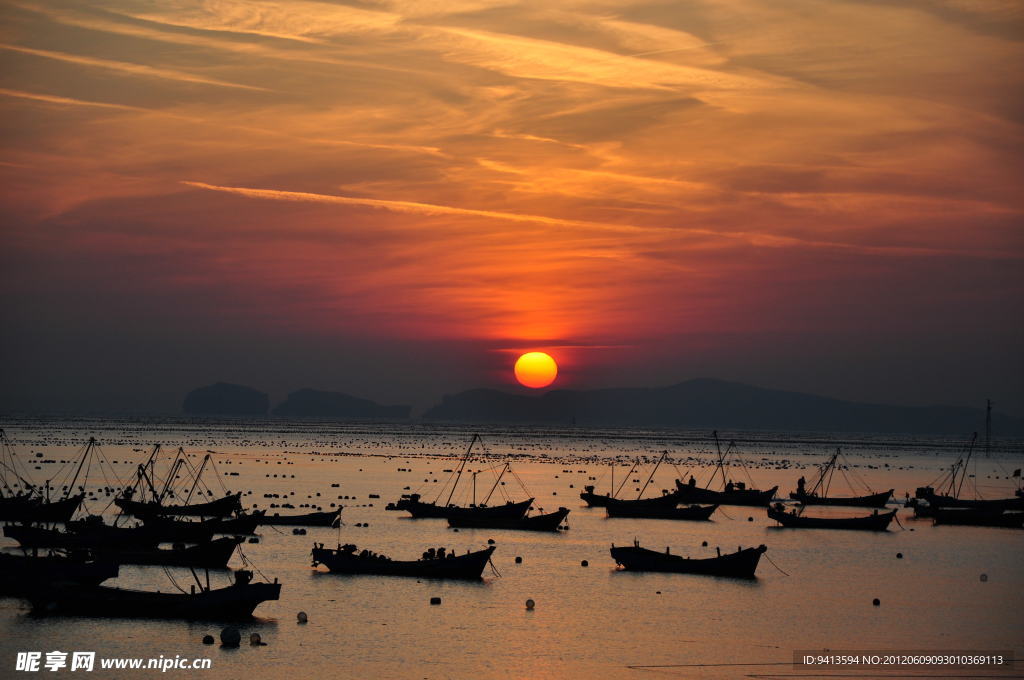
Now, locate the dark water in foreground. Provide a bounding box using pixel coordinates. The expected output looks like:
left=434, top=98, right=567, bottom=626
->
left=1, top=418, right=1022, bottom=679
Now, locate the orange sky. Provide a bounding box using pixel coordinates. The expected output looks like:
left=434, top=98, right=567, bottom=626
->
left=1, top=0, right=1022, bottom=412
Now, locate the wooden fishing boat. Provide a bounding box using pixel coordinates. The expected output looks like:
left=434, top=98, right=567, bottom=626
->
left=0, top=552, right=119, bottom=596
left=391, top=436, right=539, bottom=521
left=139, top=511, right=264, bottom=542
left=914, top=488, right=1023, bottom=511
left=767, top=503, right=895, bottom=531
left=4, top=523, right=159, bottom=550
left=606, top=501, right=717, bottom=521
left=447, top=507, right=570, bottom=531
left=395, top=494, right=533, bottom=520
left=675, top=480, right=777, bottom=507
left=257, top=508, right=342, bottom=527
left=580, top=486, right=613, bottom=507
left=97, top=536, right=243, bottom=568
left=788, top=448, right=891, bottom=507
left=913, top=433, right=1024, bottom=512
left=29, top=570, right=281, bottom=619
left=312, top=544, right=495, bottom=579
left=673, top=432, right=777, bottom=507
left=115, top=492, right=243, bottom=518
left=931, top=508, right=1024, bottom=528
left=0, top=494, right=85, bottom=523
left=790, top=489, right=892, bottom=507
left=611, top=541, right=767, bottom=578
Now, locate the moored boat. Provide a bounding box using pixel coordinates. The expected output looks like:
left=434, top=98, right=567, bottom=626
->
left=447, top=507, right=570, bottom=531
left=28, top=569, right=281, bottom=619
left=97, top=536, right=243, bottom=568
left=931, top=508, right=1024, bottom=528
left=790, top=489, right=892, bottom=507
left=0, top=552, right=119, bottom=596
left=4, top=523, right=159, bottom=550
left=788, top=448, right=892, bottom=507
left=257, top=508, right=342, bottom=527
left=673, top=432, right=777, bottom=507
left=611, top=541, right=766, bottom=578
left=115, top=492, right=243, bottom=518
left=767, top=503, right=895, bottom=531
left=312, top=543, right=495, bottom=579
left=606, top=501, right=717, bottom=521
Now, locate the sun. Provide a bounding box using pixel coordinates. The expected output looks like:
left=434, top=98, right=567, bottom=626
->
left=514, top=352, right=558, bottom=389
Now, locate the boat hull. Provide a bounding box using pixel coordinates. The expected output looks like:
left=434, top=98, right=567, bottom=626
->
left=395, top=495, right=533, bottom=520
left=29, top=582, right=281, bottom=619
left=606, top=503, right=717, bottom=521
left=931, top=508, right=1024, bottom=528
left=0, top=553, right=119, bottom=596
left=611, top=544, right=766, bottom=578
left=312, top=545, right=494, bottom=579
left=915, top=491, right=1024, bottom=511
left=114, top=493, right=242, bottom=518
left=258, top=509, right=341, bottom=526
left=767, top=506, right=895, bottom=531
left=97, top=536, right=242, bottom=568
left=447, top=508, right=569, bottom=531
left=0, top=494, right=84, bottom=523
left=788, top=489, right=892, bottom=508
left=4, top=524, right=159, bottom=550
left=675, top=482, right=778, bottom=507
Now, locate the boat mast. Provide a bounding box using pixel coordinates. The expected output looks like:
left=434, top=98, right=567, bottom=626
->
left=985, top=399, right=992, bottom=458
left=955, top=433, right=977, bottom=499
left=185, top=454, right=211, bottom=505
left=482, top=463, right=508, bottom=506
left=711, top=431, right=729, bottom=490
left=445, top=434, right=477, bottom=507
left=808, top=448, right=839, bottom=498
left=637, top=451, right=668, bottom=500
left=614, top=459, right=638, bottom=498
left=64, top=437, right=95, bottom=500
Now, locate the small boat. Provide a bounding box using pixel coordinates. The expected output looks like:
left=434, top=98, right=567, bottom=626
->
left=29, top=569, right=281, bottom=619
left=0, top=494, right=85, bottom=523
left=312, top=543, right=495, bottom=580
left=115, top=492, right=243, bottom=518
left=0, top=551, right=119, bottom=596
left=115, top=447, right=242, bottom=517
left=931, top=508, right=1024, bottom=528
left=606, top=501, right=717, bottom=521
left=257, top=508, right=342, bottom=527
left=447, top=507, right=570, bottom=532
left=580, top=486, right=613, bottom=507
left=4, top=523, right=159, bottom=550
left=789, top=448, right=892, bottom=507
left=674, top=432, right=777, bottom=507
left=139, top=511, right=264, bottom=541
left=913, top=433, right=1024, bottom=511
left=97, top=536, right=243, bottom=568
left=391, top=436, right=536, bottom=521
left=611, top=541, right=766, bottom=579
left=767, top=503, right=895, bottom=531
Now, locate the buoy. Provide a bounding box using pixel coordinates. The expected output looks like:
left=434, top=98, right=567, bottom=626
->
left=980, top=573, right=988, bottom=582
left=297, top=611, right=308, bottom=624
left=896, top=552, right=903, bottom=559
left=747, top=516, right=753, bottom=522
left=515, top=556, right=523, bottom=564
left=525, top=598, right=535, bottom=610
left=249, top=633, right=265, bottom=646
left=202, top=635, right=215, bottom=645
left=581, top=560, right=589, bottom=567
left=220, top=627, right=241, bottom=647
left=656, top=591, right=661, bottom=595
left=872, top=598, right=880, bottom=606
left=430, top=597, right=442, bottom=605
left=248, top=537, right=259, bottom=544
left=701, top=540, right=708, bottom=547
left=487, top=538, right=495, bottom=545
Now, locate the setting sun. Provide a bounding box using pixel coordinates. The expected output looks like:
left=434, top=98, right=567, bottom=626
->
left=514, top=352, right=558, bottom=389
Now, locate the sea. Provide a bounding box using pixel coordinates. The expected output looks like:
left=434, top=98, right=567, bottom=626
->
left=1, top=416, right=1022, bottom=679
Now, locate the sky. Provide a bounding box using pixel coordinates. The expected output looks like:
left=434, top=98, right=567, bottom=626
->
left=1, top=0, right=1022, bottom=416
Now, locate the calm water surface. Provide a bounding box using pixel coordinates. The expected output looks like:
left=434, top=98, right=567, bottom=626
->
left=1, top=418, right=1022, bottom=679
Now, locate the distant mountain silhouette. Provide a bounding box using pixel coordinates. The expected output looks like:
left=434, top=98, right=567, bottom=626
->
left=183, top=382, right=269, bottom=416
left=423, top=378, right=1024, bottom=435
left=272, top=388, right=410, bottom=419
